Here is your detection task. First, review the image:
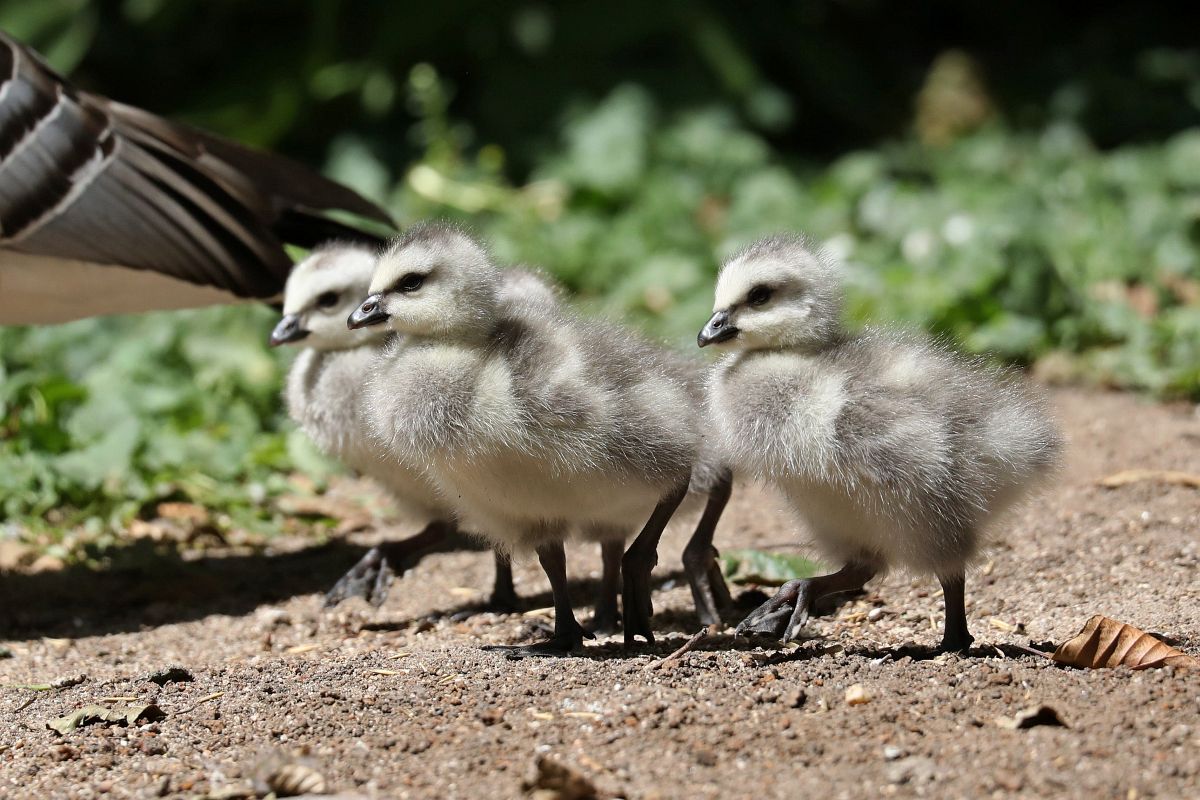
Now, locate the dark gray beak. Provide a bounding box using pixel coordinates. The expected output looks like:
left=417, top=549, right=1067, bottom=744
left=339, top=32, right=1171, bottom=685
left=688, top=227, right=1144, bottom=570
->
left=269, top=314, right=309, bottom=346
left=697, top=310, right=738, bottom=347
left=348, top=294, right=389, bottom=329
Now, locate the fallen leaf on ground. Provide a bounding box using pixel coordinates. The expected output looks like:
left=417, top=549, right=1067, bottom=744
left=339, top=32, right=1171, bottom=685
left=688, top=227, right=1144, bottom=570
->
left=521, top=756, right=598, bottom=799
left=996, top=705, right=1068, bottom=730
left=254, top=751, right=329, bottom=797
left=719, top=549, right=822, bottom=586
left=1097, top=469, right=1200, bottom=489
left=47, top=703, right=164, bottom=734
left=1053, top=616, right=1199, bottom=670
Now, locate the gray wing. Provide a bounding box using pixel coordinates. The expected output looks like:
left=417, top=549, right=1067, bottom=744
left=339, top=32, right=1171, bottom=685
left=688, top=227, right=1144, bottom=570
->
left=0, top=30, right=392, bottom=301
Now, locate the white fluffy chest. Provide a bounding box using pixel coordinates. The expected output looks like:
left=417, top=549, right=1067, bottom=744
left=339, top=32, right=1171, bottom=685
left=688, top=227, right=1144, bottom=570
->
left=711, top=351, right=847, bottom=479
left=363, top=342, right=523, bottom=460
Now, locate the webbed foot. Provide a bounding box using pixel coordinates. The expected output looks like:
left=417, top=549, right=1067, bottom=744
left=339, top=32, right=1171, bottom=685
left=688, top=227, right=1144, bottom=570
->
left=734, top=578, right=816, bottom=640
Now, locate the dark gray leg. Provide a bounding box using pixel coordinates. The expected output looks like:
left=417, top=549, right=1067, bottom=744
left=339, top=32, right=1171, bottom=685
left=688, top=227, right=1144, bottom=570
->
left=938, top=572, right=973, bottom=653
left=498, top=541, right=592, bottom=657
left=590, top=540, right=623, bottom=634
left=487, top=550, right=520, bottom=612
left=736, top=560, right=878, bottom=642
left=622, top=482, right=690, bottom=647
left=324, top=519, right=452, bottom=608
left=682, top=468, right=734, bottom=627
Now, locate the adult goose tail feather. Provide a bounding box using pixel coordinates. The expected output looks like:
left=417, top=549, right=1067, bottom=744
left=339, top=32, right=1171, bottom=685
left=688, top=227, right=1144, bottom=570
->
left=0, top=30, right=394, bottom=325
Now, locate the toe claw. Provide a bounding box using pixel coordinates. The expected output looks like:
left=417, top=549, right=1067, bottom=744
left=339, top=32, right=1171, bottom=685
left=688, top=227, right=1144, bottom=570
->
left=736, top=605, right=794, bottom=638
left=325, top=546, right=394, bottom=609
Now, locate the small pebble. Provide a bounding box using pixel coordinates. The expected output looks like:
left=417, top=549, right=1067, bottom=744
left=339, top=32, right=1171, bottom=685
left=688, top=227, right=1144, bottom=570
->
left=845, top=684, right=871, bottom=705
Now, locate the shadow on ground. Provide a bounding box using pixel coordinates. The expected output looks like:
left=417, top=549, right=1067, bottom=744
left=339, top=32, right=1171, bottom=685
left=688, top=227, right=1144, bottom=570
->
left=0, top=538, right=742, bottom=644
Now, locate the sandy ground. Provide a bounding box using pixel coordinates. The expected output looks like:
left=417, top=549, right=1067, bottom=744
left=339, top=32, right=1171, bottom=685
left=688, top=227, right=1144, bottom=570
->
left=1, top=387, right=1198, bottom=800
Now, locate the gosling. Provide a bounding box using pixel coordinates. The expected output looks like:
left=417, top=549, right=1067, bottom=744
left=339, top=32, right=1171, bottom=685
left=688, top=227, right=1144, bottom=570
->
left=271, top=244, right=518, bottom=610
left=699, top=234, right=1062, bottom=652
left=349, top=224, right=730, bottom=653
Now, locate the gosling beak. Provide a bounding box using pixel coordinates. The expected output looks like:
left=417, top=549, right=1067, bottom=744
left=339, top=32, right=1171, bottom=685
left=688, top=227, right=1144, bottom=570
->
left=697, top=310, right=738, bottom=347
left=269, top=314, right=309, bottom=346
left=348, top=294, right=389, bottom=329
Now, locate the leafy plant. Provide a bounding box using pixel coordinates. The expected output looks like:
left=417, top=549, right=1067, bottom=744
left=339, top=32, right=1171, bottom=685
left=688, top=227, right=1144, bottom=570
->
left=2, top=68, right=1198, bottom=553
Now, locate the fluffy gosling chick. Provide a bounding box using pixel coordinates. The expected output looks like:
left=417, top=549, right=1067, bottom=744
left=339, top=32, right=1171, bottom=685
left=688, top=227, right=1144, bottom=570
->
left=699, top=234, right=1062, bottom=652
left=349, top=224, right=710, bottom=653
left=271, top=244, right=517, bottom=610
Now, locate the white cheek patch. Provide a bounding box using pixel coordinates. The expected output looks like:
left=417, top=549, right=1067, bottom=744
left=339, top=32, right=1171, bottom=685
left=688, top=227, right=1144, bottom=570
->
left=714, top=257, right=798, bottom=311
left=737, top=301, right=807, bottom=345
left=284, top=250, right=375, bottom=314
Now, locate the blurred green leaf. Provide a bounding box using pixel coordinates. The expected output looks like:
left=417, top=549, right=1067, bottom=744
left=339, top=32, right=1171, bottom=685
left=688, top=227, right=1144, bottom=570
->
left=721, top=549, right=823, bottom=586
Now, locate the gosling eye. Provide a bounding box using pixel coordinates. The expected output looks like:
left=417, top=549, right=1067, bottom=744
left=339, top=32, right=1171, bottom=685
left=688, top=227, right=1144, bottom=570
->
left=315, top=291, right=340, bottom=309
left=747, top=285, right=773, bottom=307
left=394, top=272, right=425, bottom=293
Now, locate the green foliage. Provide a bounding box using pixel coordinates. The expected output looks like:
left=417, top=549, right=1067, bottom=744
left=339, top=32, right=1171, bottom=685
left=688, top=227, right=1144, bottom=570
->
left=2, top=68, right=1199, bottom=546
left=386, top=78, right=1200, bottom=397
left=0, top=306, right=309, bottom=537
left=721, top=549, right=823, bottom=587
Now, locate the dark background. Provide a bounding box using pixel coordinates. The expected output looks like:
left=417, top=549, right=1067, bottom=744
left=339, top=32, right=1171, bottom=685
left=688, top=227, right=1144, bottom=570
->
left=10, top=1, right=1200, bottom=173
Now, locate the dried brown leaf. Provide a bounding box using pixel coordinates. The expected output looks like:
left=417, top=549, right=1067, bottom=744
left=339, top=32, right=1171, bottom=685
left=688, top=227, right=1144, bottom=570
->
left=1052, top=615, right=1199, bottom=670
left=1097, top=469, right=1200, bottom=489
left=521, top=756, right=598, bottom=800
left=47, top=702, right=164, bottom=734
left=254, top=752, right=329, bottom=797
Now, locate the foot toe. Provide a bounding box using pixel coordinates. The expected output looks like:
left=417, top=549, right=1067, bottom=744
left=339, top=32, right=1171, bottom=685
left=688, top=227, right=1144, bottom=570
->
left=324, top=547, right=392, bottom=608
left=482, top=637, right=583, bottom=659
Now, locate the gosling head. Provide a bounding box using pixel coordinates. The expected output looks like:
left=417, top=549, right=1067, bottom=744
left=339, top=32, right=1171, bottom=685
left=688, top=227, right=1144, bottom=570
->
left=270, top=245, right=380, bottom=350
left=698, top=234, right=843, bottom=352
left=347, top=223, right=500, bottom=341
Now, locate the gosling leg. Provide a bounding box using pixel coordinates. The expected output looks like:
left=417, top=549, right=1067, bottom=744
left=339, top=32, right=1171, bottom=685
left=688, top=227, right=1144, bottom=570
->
left=590, top=539, right=624, bottom=635
left=682, top=468, right=734, bottom=627
left=487, top=550, right=520, bottom=613
left=498, top=541, right=591, bottom=657
left=938, top=572, right=974, bottom=653
left=622, top=482, right=690, bottom=647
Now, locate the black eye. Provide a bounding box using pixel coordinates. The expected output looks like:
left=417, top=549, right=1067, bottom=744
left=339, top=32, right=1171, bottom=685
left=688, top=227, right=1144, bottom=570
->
left=315, top=291, right=339, bottom=309
left=395, top=272, right=425, bottom=293
left=747, top=285, right=773, bottom=306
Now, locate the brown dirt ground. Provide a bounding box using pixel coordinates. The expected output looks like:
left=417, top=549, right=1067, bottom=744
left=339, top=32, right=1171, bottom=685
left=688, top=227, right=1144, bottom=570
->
left=1, top=387, right=1199, bottom=800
